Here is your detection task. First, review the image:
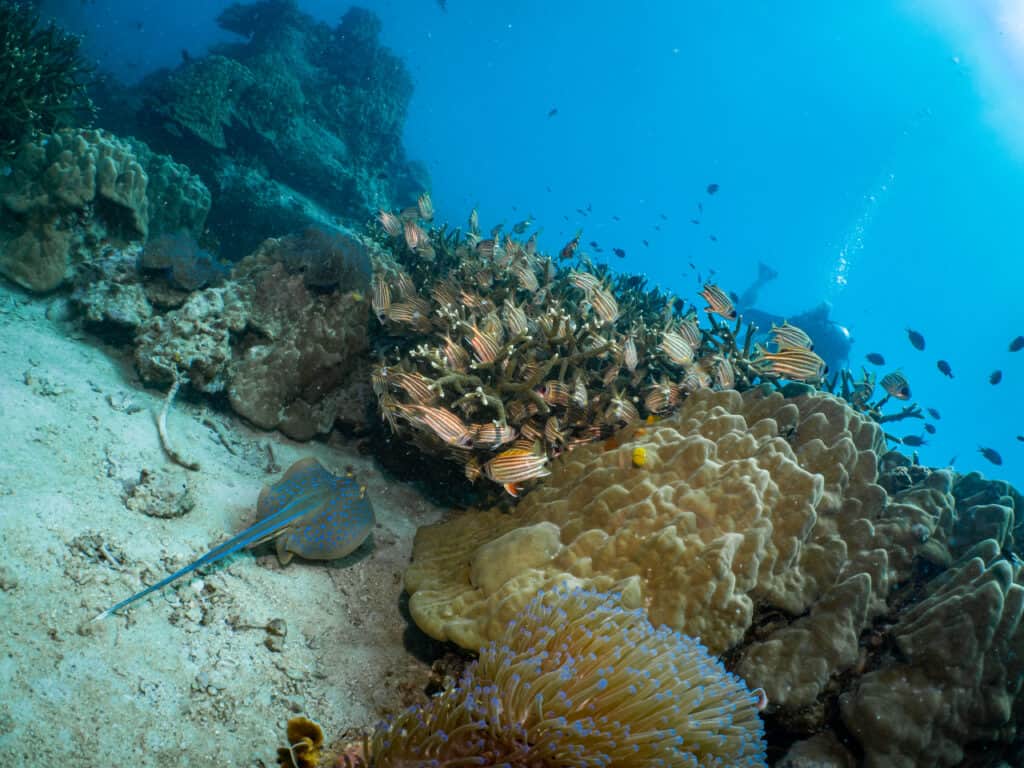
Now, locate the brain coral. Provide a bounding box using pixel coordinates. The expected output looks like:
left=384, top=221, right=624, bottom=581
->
left=369, top=586, right=767, bottom=767
left=405, top=387, right=886, bottom=656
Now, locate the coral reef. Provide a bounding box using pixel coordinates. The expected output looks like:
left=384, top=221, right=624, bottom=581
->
left=363, top=586, right=767, bottom=767
left=403, top=387, right=1024, bottom=764
left=0, top=128, right=210, bottom=293
left=96, top=0, right=426, bottom=258
left=367, top=202, right=791, bottom=497
left=0, top=0, right=95, bottom=156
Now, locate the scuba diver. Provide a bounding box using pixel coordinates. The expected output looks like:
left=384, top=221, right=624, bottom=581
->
left=730, top=262, right=853, bottom=373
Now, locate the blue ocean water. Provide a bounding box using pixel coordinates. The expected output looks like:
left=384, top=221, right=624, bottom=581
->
left=44, top=0, right=1024, bottom=486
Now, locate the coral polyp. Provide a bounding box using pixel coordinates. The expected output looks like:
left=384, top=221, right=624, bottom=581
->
left=366, top=587, right=767, bottom=767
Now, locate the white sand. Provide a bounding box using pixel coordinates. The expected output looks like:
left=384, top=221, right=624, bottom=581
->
left=0, top=282, right=446, bottom=766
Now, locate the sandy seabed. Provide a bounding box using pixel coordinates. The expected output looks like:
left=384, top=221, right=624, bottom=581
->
left=0, top=282, right=446, bottom=766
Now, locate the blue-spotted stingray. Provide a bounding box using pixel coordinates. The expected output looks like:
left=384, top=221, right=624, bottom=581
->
left=93, top=457, right=374, bottom=620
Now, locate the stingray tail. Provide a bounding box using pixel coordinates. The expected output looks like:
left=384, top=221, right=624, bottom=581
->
left=91, top=494, right=323, bottom=622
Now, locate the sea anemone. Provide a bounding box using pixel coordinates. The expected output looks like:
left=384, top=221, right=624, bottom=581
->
left=366, top=586, right=767, bottom=767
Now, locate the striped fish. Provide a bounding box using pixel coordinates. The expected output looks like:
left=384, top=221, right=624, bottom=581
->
left=590, top=287, right=620, bottom=325
left=439, top=334, right=469, bottom=371
left=403, top=220, right=426, bottom=251
left=468, top=208, right=479, bottom=234
left=464, top=322, right=501, bottom=364
left=389, top=371, right=436, bottom=404
left=401, top=405, right=473, bottom=447
left=476, top=238, right=500, bottom=260
left=604, top=393, right=639, bottom=425
left=417, top=192, right=434, bottom=221
left=623, top=336, right=639, bottom=372
left=472, top=421, right=517, bottom=449
left=771, top=321, right=814, bottom=350
left=569, top=270, right=602, bottom=293
left=430, top=279, right=458, bottom=307
left=880, top=371, right=911, bottom=400
left=544, top=416, right=564, bottom=445
left=393, top=270, right=416, bottom=298
left=385, top=299, right=432, bottom=329
left=512, top=262, right=539, bottom=292
left=711, top=356, right=735, bottom=390
left=539, top=380, right=572, bottom=407
left=660, top=331, right=695, bottom=365
left=502, top=299, right=530, bottom=337
left=700, top=283, right=737, bottom=320
left=677, top=316, right=702, bottom=348
left=378, top=210, right=402, bottom=237
left=646, top=380, right=682, bottom=414
left=572, top=377, right=587, bottom=408
left=681, top=365, right=712, bottom=392
left=753, top=344, right=827, bottom=382
left=483, top=447, right=551, bottom=484
left=370, top=274, right=391, bottom=321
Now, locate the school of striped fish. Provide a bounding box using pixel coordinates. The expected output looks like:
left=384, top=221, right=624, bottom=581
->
left=363, top=196, right=886, bottom=497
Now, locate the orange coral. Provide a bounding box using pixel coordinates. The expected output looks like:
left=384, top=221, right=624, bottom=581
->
left=278, top=716, right=324, bottom=768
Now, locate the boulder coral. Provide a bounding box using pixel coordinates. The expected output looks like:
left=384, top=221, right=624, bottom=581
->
left=405, top=386, right=1024, bottom=763
left=0, top=128, right=210, bottom=292
left=406, top=387, right=885, bottom=656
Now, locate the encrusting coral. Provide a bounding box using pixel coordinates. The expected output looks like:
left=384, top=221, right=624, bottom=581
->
left=361, top=586, right=767, bottom=767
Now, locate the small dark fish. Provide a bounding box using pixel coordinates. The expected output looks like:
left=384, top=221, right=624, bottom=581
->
left=906, top=328, right=926, bottom=350
left=688, top=262, right=697, bottom=270
left=654, top=224, right=662, bottom=231
left=612, top=215, right=621, bottom=221
left=375, top=170, right=389, bottom=179
left=587, top=203, right=592, bottom=212
left=589, top=240, right=600, bottom=248
left=135, top=20, right=144, bottom=30
left=1017, top=435, right=1024, bottom=442
left=660, top=213, right=668, bottom=220
left=924, top=423, right=936, bottom=434
left=642, top=239, right=649, bottom=247
left=547, top=107, right=558, bottom=118
left=990, top=370, right=1003, bottom=385
left=576, top=208, right=588, bottom=216
left=709, top=234, right=718, bottom=242
left=948, top=455, right=957, bottom=466
left=927, top=407, right=941, bottom=420
left=902, top=435, right=927, bottom=447
left=1010, top=335, right=1024, bottom=352
left=865, top=352, right=886, bottom=365
left=612, top=247, right=626, bottom=258
left=728, top=291, right=740, bottom=304
left=698, top=202, right=704, bottom=214
left=937, top=360, right=954, bottom=378
left=707, top=183, right=720, bottom=195
left=979, top=446, right=1003, bottom=466
left=437, top=0, right=447, bottom=11
left=690, top=218, right=701, bottom=224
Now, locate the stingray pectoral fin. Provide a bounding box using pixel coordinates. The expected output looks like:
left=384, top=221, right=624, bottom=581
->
left=275, top=536, right=294, bottom=566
